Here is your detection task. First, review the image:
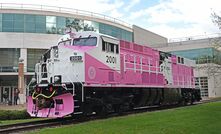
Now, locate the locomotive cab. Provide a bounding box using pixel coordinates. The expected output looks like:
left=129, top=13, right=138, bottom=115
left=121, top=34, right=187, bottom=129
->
left=27, top=31, right=102, bottom=117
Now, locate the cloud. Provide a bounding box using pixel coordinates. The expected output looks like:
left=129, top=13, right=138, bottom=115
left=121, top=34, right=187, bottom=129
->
left=110, top=9, right=124, bottom=18
left=0, top=0, right=123, bottom=14
left=1, top=0, right=221, bottom=39
left=128, top=9, right=145, bottom=20
left=128, top=0, right=221, bottom=38
left=124, top=0, right=140, bottom=12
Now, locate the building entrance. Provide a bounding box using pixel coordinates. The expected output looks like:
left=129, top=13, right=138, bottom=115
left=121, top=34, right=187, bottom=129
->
left=0, top=86, right=16, bottom=105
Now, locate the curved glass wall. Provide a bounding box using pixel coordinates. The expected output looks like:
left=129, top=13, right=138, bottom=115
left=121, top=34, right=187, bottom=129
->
left=0, top=13, right=132, bottom=42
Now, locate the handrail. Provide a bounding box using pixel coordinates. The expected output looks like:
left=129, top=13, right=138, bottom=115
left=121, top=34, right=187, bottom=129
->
left=169, top=33, right=221, bottom=43
left=73, top=74, right=84, bottom=102
left=32, top=90, right=56, bottom=99
left=64, top=70, right=84, bottom=102
left=0, top=3, right=132, bottom=29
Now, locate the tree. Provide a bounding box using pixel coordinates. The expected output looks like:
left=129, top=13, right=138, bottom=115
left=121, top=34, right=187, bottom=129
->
left=212, top=12, right=221, bottom=30
left=195, top=12, right=221, bottom=90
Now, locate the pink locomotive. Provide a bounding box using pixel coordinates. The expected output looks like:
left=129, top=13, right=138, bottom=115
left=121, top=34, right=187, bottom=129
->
left=27, top=31, right=201, bottom=118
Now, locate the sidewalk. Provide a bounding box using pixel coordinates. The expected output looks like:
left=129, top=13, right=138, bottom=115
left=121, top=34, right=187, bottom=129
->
left=0, top=104, right=26, bottom=110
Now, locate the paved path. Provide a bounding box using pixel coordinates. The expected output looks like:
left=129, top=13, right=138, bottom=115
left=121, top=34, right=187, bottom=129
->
left=0, top=104, right=26, bottom=110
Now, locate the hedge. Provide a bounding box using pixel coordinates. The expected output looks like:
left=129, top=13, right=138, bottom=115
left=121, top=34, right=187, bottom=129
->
left=0, top=110, right=31, bottom=120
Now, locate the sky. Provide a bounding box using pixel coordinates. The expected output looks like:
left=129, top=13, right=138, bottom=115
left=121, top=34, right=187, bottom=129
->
left=0, top=0, right=221, bottom=39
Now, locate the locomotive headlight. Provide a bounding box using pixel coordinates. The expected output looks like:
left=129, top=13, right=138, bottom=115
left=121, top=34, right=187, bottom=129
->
left=54, top=48, right=59, bottom=58
left=54, top=76, right=60, bottom=82
left=54, top=75, right=61, bottom=83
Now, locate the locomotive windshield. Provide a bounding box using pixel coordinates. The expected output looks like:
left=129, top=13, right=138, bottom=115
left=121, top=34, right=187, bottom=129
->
left=73, top=37, right=97, bottom=46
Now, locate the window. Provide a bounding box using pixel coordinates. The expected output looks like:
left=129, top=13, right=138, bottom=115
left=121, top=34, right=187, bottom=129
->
left=102, top=41, right=119, bottom=54
left=178, top=57, right=181, bottom=63
left=177, top=57, right=184, bottom=64
left=181, top=57, right=184, bottom=64
left=27, top=49, right=47, bottom=72
left=98, top=22, right=132, bottom=42
left=73, top=37, right=97, bottom=46
left=116, top=45, right=119, bottom=54
left=66, top=18, right=84, bottom=32
left=83, top=20, right=99, bottom=32
left=46, top=16, right=56, bottom=34
left=2, top=14, right=24, bottom=32
left=195, top=77, right=208, bottom=97
left=24, top=14, right=46, bottom=33
left=102, top=40, right=105, bottom=51
left=14, top=14, right=24, bottom=32
left=36, top=15, right=46, bottom=33
left=0, top=48, right=20, bottom=72
left=25, top=14, right=36, bottom=33
left=110, top=43, right=114, bottom=53
left=57, top=16, right=66, bottom=34
left=2, top=14, right=14, bottom=32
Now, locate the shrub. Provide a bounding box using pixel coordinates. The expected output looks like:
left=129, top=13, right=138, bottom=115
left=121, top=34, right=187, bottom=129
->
left=0, top=110, right=31, bottom=120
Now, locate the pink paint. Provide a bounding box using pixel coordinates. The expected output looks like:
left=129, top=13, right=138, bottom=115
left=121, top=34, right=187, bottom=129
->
left=84, top=40, right=195, bottom=88
left=27, top=93, right=74, bottom=118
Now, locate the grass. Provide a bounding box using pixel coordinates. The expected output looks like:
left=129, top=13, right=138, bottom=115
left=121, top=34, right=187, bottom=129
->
left=0, top=118, right=45, bottom=125
left=29, top=101, right=221, bottom=134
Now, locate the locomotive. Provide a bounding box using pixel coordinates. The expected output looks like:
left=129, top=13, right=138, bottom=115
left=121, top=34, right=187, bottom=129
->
left=27, top=31, right=201, bottom=118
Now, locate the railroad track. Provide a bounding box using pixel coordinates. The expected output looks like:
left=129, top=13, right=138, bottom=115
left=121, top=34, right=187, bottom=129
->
left=0, top=100, right=218, bottom=134
left=0, top=115, right=96, bottom=134
left=0, top=119, right=74, bottom=134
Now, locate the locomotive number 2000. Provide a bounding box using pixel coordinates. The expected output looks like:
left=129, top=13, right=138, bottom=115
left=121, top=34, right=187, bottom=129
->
left=106, top=56, right=117, bottom=64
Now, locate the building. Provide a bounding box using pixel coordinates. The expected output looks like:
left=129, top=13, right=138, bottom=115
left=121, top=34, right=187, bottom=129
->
left=157, top=35, right=221, bottom=99
left=0, top=3, right=167, bottom=104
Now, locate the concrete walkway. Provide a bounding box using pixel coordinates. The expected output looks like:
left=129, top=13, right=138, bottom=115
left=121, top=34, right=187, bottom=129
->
left=0, top=104, right=26, bottom=110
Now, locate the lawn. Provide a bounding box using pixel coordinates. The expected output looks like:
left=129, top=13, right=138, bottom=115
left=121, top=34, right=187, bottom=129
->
left=28, top=101, right=221, bottom=134
left=0, top=118, right=45, bottom=125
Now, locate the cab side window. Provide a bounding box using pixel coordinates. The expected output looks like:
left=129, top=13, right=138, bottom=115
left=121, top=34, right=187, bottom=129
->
left=102, top=40, right=119, bottom=54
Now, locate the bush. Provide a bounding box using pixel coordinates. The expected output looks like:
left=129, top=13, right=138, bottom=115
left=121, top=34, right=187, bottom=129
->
left=0, top=110, right=31, bottom=120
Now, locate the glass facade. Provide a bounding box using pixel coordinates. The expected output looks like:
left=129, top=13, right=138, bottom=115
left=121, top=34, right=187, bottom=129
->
left=24, top=14, right=46, bottom=33
left=0, top=13, right=133, bottom=73
left=27, top=49, right=47, bottom=72
left=0, top=13, right=132, bottom=42
left=0, top=14, right=2, bottom=31
left=171, top=48, right=221, bottom=65
left=0, top=48, right=20, bottom=72
left=99, top=23, right=132, bottom=41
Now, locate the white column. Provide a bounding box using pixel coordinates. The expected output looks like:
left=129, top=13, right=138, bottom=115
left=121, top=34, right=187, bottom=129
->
left=20, top=48, right=27, bottom=72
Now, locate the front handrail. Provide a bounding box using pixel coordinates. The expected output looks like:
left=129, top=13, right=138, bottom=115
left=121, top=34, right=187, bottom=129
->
left=32, top=90, right=56, bottom=99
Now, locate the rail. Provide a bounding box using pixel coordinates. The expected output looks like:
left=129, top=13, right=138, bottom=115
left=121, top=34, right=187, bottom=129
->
left=169, top=33, right=221, bottom=43
left=0, top=118, right=71, bottom=134
left=0, top=3, right=132, bottom=29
